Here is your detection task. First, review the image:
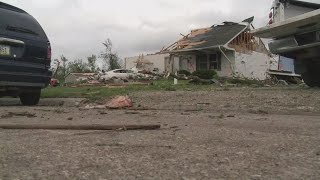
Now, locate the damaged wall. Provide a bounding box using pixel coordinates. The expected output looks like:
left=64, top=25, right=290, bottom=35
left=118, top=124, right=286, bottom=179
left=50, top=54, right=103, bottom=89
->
left=125, top=53, right=170, bottom=73
left=234, top=51, right=273, bottom=80
left=179, top=55, right=197, bottom=72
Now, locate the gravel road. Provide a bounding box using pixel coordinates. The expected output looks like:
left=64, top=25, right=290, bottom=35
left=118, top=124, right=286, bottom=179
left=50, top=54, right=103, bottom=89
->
left=0, top=87, right=320, bottom=179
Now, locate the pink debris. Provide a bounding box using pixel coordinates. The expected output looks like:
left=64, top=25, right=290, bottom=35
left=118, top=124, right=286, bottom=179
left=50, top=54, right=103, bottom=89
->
left=106, top=96, right=133, bottom=109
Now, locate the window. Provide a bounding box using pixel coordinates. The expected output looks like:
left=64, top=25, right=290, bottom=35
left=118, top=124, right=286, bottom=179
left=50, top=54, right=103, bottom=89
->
left=196, top=53, right=221, bottom=71
left=209, top=54, right=221, bottom=71
left=196, top=55, right=207, bottom=70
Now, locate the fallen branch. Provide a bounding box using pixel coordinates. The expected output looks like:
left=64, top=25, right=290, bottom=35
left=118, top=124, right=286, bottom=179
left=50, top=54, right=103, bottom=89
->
left=0, top=124, right=161, bottom=131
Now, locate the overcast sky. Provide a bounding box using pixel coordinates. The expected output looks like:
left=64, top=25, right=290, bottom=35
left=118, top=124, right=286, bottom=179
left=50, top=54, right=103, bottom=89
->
left=3, top=0, right=273, bottom=61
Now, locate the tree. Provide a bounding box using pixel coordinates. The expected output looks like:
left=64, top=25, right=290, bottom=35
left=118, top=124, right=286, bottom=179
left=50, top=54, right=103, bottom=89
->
left=68, top=59, right=91, bottom=73
left=54, top=55, right=70, bottom=83
left=87, top=55, right=98, bottom=72
left=61, top=55, right=69, bottom=79
left=101, top=38, right=121, bottom=71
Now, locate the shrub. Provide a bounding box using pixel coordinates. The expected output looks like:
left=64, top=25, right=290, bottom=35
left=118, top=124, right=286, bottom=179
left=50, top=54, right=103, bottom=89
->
left=178, top=70, right=192, bottom=76
left=227, top=78, right=263, bottom=86
left=192, top=70, right=217, bottom=79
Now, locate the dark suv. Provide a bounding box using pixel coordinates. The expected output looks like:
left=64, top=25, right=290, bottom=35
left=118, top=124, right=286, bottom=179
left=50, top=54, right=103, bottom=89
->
left=0, top=2, right=52, bottom=105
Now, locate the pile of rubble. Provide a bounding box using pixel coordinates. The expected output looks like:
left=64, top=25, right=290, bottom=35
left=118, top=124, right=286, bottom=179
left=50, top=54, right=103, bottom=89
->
left=65, top=70, right=162, bottom=87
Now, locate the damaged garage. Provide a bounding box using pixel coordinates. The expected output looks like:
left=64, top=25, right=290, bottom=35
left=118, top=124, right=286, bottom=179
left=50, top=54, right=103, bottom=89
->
left=162, top=17, right=276, bottom=80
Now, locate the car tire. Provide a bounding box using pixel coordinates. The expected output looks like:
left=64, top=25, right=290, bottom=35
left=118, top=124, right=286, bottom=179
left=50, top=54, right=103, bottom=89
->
left=19, top=90, right=41, bottom=106
left=302, top=65, right=320, bottom=87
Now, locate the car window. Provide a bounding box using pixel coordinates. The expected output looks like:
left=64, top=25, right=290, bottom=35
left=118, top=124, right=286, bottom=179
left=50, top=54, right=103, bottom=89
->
left=0, top=6, right=47, bottom=39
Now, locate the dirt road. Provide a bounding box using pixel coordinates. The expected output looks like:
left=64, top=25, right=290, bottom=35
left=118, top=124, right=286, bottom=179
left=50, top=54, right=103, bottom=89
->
left=1, top=87, right=320, bottom=179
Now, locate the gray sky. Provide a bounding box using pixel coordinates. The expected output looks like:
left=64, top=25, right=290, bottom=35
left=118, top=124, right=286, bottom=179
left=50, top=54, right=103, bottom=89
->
left=3, top=0, right=273, bottom=61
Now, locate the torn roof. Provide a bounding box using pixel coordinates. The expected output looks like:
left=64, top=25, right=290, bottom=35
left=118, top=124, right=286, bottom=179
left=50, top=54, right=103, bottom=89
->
left=163, top=18, right=253, bottom=53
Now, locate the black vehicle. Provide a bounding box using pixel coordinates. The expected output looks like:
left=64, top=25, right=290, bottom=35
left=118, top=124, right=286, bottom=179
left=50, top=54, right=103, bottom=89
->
left=0, top=2, right=52, bottom=105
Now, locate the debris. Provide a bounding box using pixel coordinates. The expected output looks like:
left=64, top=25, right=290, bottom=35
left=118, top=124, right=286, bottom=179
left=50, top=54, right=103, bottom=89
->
left=98, top=111, right=108, bottom=115
left=278, top=80, right=289, bottom=86
left=106, top=96, right=133, bottom=109
left=189, top=76, right=221, bottom=85
left=1, top=112, right=37, bottom=119
left=84, top=104, right=107, bottom=110
left=227, top=114, right=236, bottom=118
left=197, top=103, right=211, bottom=106
left=67, top=117, right=73, bottom=121
left=0, top=124, right=161, bottom=131
left=209, top=114, right=225, bottom=119
left=248, top=109, right=269, bottom=115
left=170, top=126, right=179, bottom=129
left=181, top=112, right=191, bottom=115
left=125, top=111, right=141, bottom=115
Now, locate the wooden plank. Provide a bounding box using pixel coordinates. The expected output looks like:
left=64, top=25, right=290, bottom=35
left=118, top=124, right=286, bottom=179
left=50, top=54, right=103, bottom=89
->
left=0, top=124, right=161, bottom=131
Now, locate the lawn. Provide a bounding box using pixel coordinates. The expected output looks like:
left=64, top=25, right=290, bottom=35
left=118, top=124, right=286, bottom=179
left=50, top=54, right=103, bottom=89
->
left=41, top=79, right=215, bottom=101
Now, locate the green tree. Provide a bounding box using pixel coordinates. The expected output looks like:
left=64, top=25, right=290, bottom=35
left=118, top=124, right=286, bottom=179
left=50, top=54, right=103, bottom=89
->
left=60, top=55, right=69, bottom=79
left=101, top=38, right=121, bottom=71
left=68, top=59, right=91, bottom=73
left=87, top=55, right=97, bottom=72
left=55, top=55, right=70, bottom=83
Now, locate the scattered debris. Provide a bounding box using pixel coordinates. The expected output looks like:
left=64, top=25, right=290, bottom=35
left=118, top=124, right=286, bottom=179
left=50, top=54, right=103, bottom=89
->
left=248, top=109, right=269, bottom=115
left=0, top=124, right=161, bottom=131
left=67, top=117, right=73, bottom=121
left=209, top=114, right=225, bottom=119
left=1, top=112, right=37, bottom=119
left=227, top=114, right=236, bottom=118
left=84, top=96, right=133, bottom=110
left=125, top=111, right=141, bottom=115
left=84, top=104, right=106, bottom=110
left=106, top=96, right=133, bottom=109
left=98, top=111, right=108, bottom=115
left=278, top=80, right=289, bottom=86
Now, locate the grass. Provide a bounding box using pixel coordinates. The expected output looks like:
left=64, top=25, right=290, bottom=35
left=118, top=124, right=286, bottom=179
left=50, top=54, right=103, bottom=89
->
left=41, top=79, right=214, bottom=101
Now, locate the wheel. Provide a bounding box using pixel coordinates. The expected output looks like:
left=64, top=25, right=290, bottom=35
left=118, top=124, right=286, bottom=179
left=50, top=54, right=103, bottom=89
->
left=302, top=64, right=320, bottom=87
left=302, top=72, right=317, bottom=87
left=19, top=90, right=41, bottom=106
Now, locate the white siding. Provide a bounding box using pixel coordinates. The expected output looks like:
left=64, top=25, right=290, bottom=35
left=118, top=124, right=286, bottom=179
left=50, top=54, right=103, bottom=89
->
left=219, top=50, right=235, bottom=77
left=234, top=52, right=273, bottom=80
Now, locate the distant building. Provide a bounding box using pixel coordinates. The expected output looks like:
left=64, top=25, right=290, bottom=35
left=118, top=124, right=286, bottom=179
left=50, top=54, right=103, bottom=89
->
left=125, top=53, right=170, bottom=74
left=125, top=17, right=278, bottom=80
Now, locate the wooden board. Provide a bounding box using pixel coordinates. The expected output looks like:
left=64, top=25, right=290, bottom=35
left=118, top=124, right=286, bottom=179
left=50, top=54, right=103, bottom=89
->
left=0, top=124, right=161, bottom=131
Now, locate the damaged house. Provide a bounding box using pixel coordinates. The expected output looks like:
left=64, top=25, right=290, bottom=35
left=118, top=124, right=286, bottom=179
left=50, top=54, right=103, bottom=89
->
left=161, top=17, right=276, bottom=80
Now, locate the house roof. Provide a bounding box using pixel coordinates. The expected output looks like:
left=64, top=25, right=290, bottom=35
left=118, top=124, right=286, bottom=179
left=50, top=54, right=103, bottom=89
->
left=163, top=19, right=251, bottom=53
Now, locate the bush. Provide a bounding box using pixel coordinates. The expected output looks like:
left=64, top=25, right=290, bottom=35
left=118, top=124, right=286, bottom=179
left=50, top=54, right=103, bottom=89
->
left=178, top=70, right=192, bottom=76
left=192, top=70, right=217, bottom=79
left=227, top=78, right=263, bottom=86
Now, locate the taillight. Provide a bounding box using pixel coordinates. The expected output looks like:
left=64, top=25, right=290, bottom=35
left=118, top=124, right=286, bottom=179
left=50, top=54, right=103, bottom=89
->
left=47, top=42, right=52, bottom=60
